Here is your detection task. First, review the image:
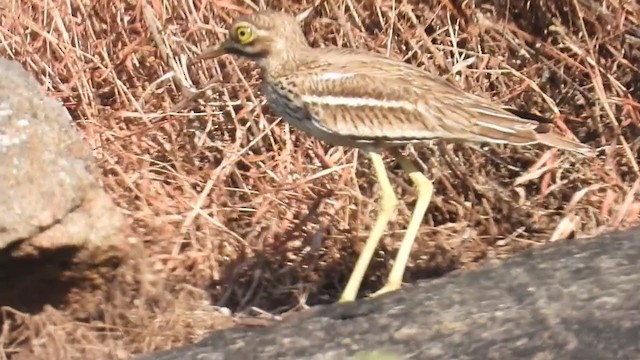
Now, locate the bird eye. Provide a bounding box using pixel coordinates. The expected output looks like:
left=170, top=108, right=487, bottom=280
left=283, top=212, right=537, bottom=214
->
left=234, top=25, right=254, bottom=44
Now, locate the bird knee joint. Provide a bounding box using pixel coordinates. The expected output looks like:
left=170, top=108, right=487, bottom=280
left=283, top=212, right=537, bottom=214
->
left=412, top=176, right=433, bottom=196
left=380, top=193, right=399, bottom=212
left=414, top=177, right=433, bottom=194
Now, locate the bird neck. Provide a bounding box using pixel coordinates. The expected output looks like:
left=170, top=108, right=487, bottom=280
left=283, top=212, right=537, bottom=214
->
left=257, top=43, right=310, bottom=78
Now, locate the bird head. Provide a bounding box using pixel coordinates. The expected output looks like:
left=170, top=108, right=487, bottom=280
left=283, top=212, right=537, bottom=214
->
left=194, top=11, right=309, bottom=66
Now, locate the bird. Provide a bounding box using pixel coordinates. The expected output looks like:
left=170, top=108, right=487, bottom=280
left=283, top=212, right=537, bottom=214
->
left=194, top=10, right=593, bottom=303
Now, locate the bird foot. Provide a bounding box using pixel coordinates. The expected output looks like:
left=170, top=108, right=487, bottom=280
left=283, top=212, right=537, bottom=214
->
left=368, top=282, right=402, bottom=298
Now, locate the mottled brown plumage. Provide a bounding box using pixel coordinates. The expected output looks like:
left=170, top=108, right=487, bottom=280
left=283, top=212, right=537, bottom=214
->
left=195, top=10, right=593, bottom=303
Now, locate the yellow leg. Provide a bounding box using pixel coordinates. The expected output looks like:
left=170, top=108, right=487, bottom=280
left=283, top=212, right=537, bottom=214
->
left=369, top=151, right=433, bottom=298
left=339, top=151, right=398, bottom=303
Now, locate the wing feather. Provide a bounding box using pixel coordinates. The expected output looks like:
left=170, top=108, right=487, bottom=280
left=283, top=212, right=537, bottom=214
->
left=274, top=48, right=542, bottom=145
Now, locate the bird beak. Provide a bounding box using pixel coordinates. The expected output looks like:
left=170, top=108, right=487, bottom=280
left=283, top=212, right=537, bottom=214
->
left=194, top=40, right=229, bottom=62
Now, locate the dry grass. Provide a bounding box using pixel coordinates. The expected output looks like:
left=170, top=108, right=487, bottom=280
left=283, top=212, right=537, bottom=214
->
left=1, top=0, right=639, bottom=358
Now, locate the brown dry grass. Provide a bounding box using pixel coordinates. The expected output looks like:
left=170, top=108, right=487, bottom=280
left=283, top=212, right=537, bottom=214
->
left=1, top=0, right=639, bottom=359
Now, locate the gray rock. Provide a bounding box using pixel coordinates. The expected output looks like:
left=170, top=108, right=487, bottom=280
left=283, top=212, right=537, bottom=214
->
left=0, top=58, right=126, bottom=311
left=136, top=227, right=640, bottom=360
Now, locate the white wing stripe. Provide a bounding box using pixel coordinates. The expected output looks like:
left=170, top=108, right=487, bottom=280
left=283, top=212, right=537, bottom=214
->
left=316, top=72, right=354, bottom=81
left=475, top=120, right=518, bottom=134
left=300, top=95, right=416, bottom=110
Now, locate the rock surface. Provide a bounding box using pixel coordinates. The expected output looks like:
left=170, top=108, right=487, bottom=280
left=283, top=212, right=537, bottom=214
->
left=0, top=58, right=126, bottom=313
left=137, top=227, right=640, bottom=360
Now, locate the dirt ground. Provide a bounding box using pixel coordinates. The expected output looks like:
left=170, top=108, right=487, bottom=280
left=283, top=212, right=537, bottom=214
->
left=1, top=0, right=639, bottom=359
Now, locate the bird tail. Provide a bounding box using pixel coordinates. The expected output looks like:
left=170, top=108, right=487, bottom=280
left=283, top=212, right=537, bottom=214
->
left=536, top=132, right=595, bottom=157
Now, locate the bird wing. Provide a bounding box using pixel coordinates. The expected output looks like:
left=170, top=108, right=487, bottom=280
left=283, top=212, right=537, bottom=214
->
left=279, top=48, right=543, bottom=145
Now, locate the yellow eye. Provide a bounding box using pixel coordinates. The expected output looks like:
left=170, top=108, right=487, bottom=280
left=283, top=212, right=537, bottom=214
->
left=234, top=25, right=254, bottom=44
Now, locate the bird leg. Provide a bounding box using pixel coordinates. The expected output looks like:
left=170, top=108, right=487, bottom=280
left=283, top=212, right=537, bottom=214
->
left=339, top=151, right=398, bottom=303
left=370, top=150, right=433, bottom=298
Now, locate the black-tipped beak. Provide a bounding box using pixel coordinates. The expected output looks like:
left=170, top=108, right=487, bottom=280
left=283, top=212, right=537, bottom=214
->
left=194, top=40, right=229, bottom=62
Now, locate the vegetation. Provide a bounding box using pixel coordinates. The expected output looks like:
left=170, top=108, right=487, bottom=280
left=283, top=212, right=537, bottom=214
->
left=1, top=0, right=638, bottom=358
